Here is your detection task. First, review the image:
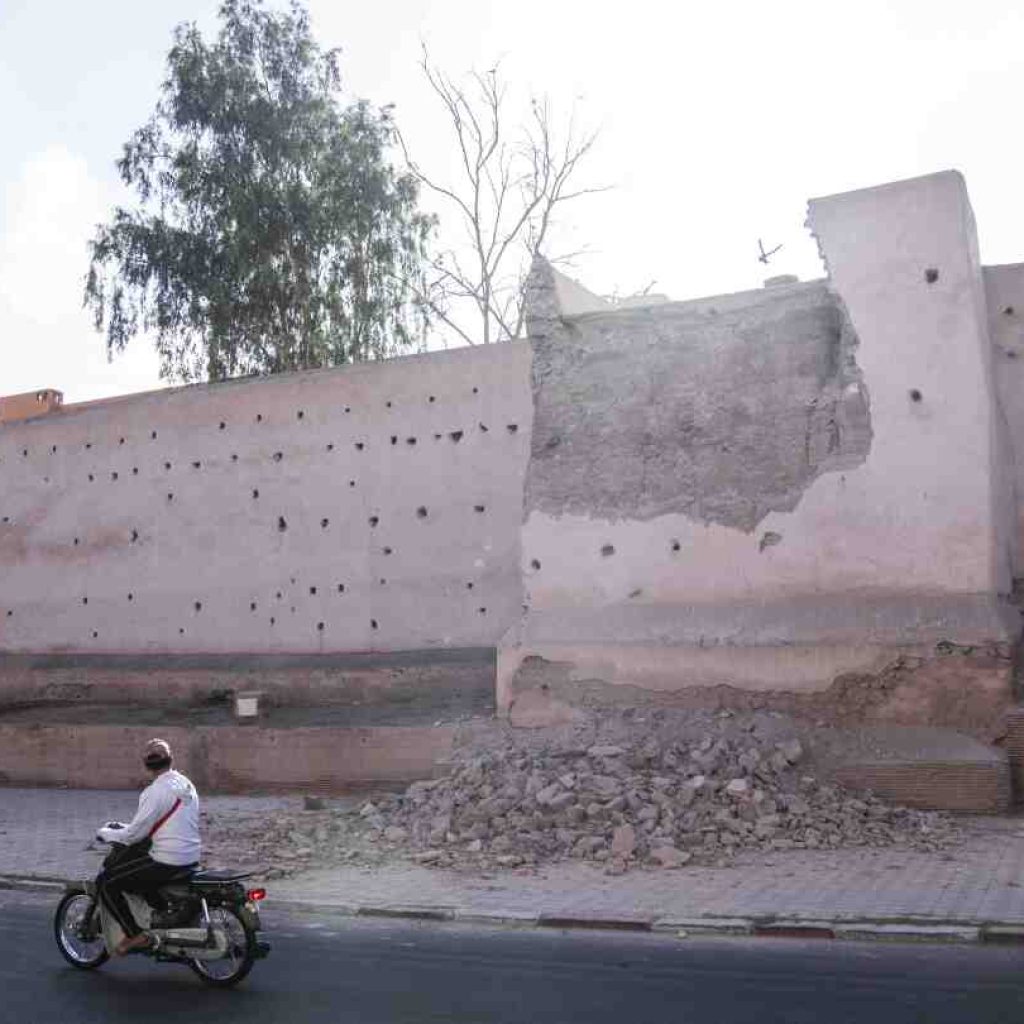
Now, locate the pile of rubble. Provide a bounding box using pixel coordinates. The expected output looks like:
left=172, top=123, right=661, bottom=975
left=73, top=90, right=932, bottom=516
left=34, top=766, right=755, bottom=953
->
left=353, top=730, right=958, bottom=873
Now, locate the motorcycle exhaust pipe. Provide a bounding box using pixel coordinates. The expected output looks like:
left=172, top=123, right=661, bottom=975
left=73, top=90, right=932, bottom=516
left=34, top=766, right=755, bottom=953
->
left=157, top=927, right=212, bottom=948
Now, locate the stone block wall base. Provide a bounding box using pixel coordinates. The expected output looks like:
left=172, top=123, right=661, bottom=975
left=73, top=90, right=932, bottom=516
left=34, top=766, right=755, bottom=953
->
left=0, top=723, right=455, bottom=793
left=498, top=643, right=1016, bottom=743
left=833, top=760, right=1011, bottom=813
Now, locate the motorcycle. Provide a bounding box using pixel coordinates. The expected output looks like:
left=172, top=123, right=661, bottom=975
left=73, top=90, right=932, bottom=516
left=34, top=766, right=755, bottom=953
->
left=54, top=832, right=271, bottom=987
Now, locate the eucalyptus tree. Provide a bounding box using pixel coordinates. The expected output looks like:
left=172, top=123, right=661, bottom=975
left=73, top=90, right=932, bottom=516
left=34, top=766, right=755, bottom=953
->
left=86, top=0, right=432, bottom=382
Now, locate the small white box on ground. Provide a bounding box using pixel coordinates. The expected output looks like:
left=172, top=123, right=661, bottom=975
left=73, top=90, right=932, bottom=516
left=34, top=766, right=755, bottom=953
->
left=235, top=691, right=262, bottom=720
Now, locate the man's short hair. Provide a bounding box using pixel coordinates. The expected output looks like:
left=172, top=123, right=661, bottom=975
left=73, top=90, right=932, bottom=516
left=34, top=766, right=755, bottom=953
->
left=143, top=738, right=173, bottom=770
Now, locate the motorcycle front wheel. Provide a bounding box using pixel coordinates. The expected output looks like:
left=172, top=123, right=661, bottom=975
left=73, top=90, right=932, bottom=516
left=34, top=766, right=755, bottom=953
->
left=54, top=892, right=109, bottom=969
left=188, top=905, right=257, bottom=988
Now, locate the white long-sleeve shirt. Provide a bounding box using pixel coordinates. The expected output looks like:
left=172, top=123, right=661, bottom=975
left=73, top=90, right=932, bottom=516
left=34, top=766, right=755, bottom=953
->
left=98, top=769, right=201, bottom=866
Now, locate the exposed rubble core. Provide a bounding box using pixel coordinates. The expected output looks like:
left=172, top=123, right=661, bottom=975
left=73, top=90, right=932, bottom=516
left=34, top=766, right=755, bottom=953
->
left=525, top=264, right=872, bottom=532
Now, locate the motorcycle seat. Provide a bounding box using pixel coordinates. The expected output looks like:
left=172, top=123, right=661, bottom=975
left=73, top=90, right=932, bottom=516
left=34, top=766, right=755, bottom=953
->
left=189, top=868, right=254, bottom=884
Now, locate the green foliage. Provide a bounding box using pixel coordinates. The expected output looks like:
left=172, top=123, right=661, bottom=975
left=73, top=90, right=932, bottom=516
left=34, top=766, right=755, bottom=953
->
left=85, top=0, right=432, bottom=382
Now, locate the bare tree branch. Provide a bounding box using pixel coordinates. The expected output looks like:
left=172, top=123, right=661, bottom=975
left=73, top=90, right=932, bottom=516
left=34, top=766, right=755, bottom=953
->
left=405, top=48, right=609, bottom=344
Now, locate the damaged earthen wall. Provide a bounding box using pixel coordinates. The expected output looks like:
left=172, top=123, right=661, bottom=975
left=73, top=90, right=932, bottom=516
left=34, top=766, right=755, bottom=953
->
left=0, top=171, right=1019, bottom=747
left=500, top=171, right=1018, bottom=735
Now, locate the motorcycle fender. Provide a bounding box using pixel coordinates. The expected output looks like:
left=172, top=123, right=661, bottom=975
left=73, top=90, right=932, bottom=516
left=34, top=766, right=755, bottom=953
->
left=240, top=903, right=262, bottom=931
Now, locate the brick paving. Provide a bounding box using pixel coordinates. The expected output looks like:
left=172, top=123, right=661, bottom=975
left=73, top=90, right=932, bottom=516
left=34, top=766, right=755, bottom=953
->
left=3, top=787, right=1024, bottom=928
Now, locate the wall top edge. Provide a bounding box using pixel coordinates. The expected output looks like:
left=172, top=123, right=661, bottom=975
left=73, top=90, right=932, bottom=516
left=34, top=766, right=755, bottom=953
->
left=0, top=337, right=532, bottom=432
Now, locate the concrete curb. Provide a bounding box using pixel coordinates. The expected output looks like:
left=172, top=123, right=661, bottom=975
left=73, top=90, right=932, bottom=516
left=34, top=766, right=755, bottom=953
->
left=3, top=873, right=1018, bottom=946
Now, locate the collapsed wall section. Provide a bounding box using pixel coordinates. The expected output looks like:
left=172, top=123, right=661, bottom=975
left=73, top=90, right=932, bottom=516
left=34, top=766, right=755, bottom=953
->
left=500, top=171, right=1017, bottom=734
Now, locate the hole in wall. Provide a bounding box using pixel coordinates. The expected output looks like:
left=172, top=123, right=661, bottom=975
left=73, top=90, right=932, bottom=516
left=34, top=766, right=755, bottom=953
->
left=132, top=467, right=139, bottom=476
left=194, top=601, right=202, bottom=612
left=1004, top=306, right=1015, bottom=316
left=406, top=437, right=416, bottom=445
left=924, top=267, right=940, bottom=284
left=130, top=529, right=139, bottom=543
left=474, top=504, right=486, bottom=513
left=277, top=516, right=288, bottom=532
left=344, top=406, right=351, bottom=413
left=390, top=436, right=398, bottom=445
left=601, top=544, right=616, bottom=557
left=530, top=559, right=541, bottom=571
left=326, top=443, right=334, bottom=452
left=179, top=628, right=185, bottom=635
left=507, top=424, right=518, bottom=435
left=191, top=461, right=201, bottom=469
left=449, top=430, right=463, bottom=443
left=231, top=453, right=239, bottom=462
left=270, top=617, right=276, bottom=626
left=1, top=516, right=8, bottom=524
left=472, top=387, right=479, bottom=395
left=73, top=537, right=79, bottom=546
left=151, top=431, right=157, bottom=440
left=51, top=445, right=57, bottom=454
left=371, top=619, right=378, bottom=630
left=297, top=410, right=305, bottom=420
left=256, top=414, right=263, bottom=423
left=416, top=506, right=428, bottom=518
left=478, top=607, right=487, bottom=615
left=317, top=621, right=324, bottom=631
left=252, top=489, right=259, bottom=499
left=466, top=581, right=474, bottom=590
left=629, top=589, right=643, bottom=599
left=379, top=578, right=387, bottom=585
left=369, top=515, right=379, bottom=527
left=671, top=540, right=681, bottom=553
left=127, top=593, right=134, bottom=602
left=386, top=401, right=392, bottom=408
left=434, top=433, right=442, bottom=441
left=21, top=449, right=27, bottom=457
left=355, top=442, right=365, bottom=451
left=219, top=422, right=226, bottom=430
left=272, top=451, right=283, bottom=462
left=337, top=583, right=345, bottom=593
left=276, top=591, right=283, bottom=599
left=119, top=437, right=125, bottom=445
left=321, top=518, right=329, bottom=529
left=349, top=479, right=356, bottom=487
left=909, top=389, right=923, bottom=403
left=309, top=586, right=317, bottom=595
left=82, top=597, right=88, bottom=605
left=479, top=423, right=489, bottom=433
left=429, top=395, right=436, bottom=403
left=85, top=443, right=92, bottom=450
left=111, top=472, right=119, bottom=481
left=164, top=462, right=172, bottom=470
left=383, top=546, right=393, bottom=555
left=92, top=631, right=98, bottom=639
left=759, top=531, right=783, bottom=552
left=250, top=601, right=257, bottom=611
left=88, top=474, right=95, bottom=482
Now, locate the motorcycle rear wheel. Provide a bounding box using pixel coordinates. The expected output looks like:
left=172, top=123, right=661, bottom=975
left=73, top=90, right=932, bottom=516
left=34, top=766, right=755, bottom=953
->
left=54, top=892, right=109, bottom=969
left=188, top=905, right=257, bottom=987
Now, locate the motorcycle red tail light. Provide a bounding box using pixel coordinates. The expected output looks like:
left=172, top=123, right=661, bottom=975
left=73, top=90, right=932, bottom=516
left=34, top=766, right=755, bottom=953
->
left=247, top=888, right=267, bottom=902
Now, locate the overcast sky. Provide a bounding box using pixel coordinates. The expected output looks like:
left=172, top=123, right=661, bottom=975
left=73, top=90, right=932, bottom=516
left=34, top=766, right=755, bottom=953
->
left=2, top=0, right=1022, bottom=403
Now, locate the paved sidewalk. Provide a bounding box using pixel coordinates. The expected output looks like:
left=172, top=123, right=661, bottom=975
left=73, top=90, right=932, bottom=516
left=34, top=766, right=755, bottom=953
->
left=4, top=788, right=1024, bottom=941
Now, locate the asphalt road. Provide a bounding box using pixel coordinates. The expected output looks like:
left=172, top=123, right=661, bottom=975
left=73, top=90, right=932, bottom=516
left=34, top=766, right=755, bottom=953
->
left=4, top=887, right=1024, bottom=1023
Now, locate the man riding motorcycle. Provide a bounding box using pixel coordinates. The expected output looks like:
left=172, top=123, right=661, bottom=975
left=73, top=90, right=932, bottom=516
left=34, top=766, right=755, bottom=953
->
left=95, top=738, right=201, bottom=956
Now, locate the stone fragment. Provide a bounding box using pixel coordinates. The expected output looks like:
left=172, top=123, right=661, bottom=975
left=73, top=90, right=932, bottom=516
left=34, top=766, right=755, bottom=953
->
left=649, top=845, right=691, bottom=868
left=725, top=779, right=750, bottom=799
left=610, top=824, right=636, bottom=857
left=588, top=745, right=626, bottom=758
